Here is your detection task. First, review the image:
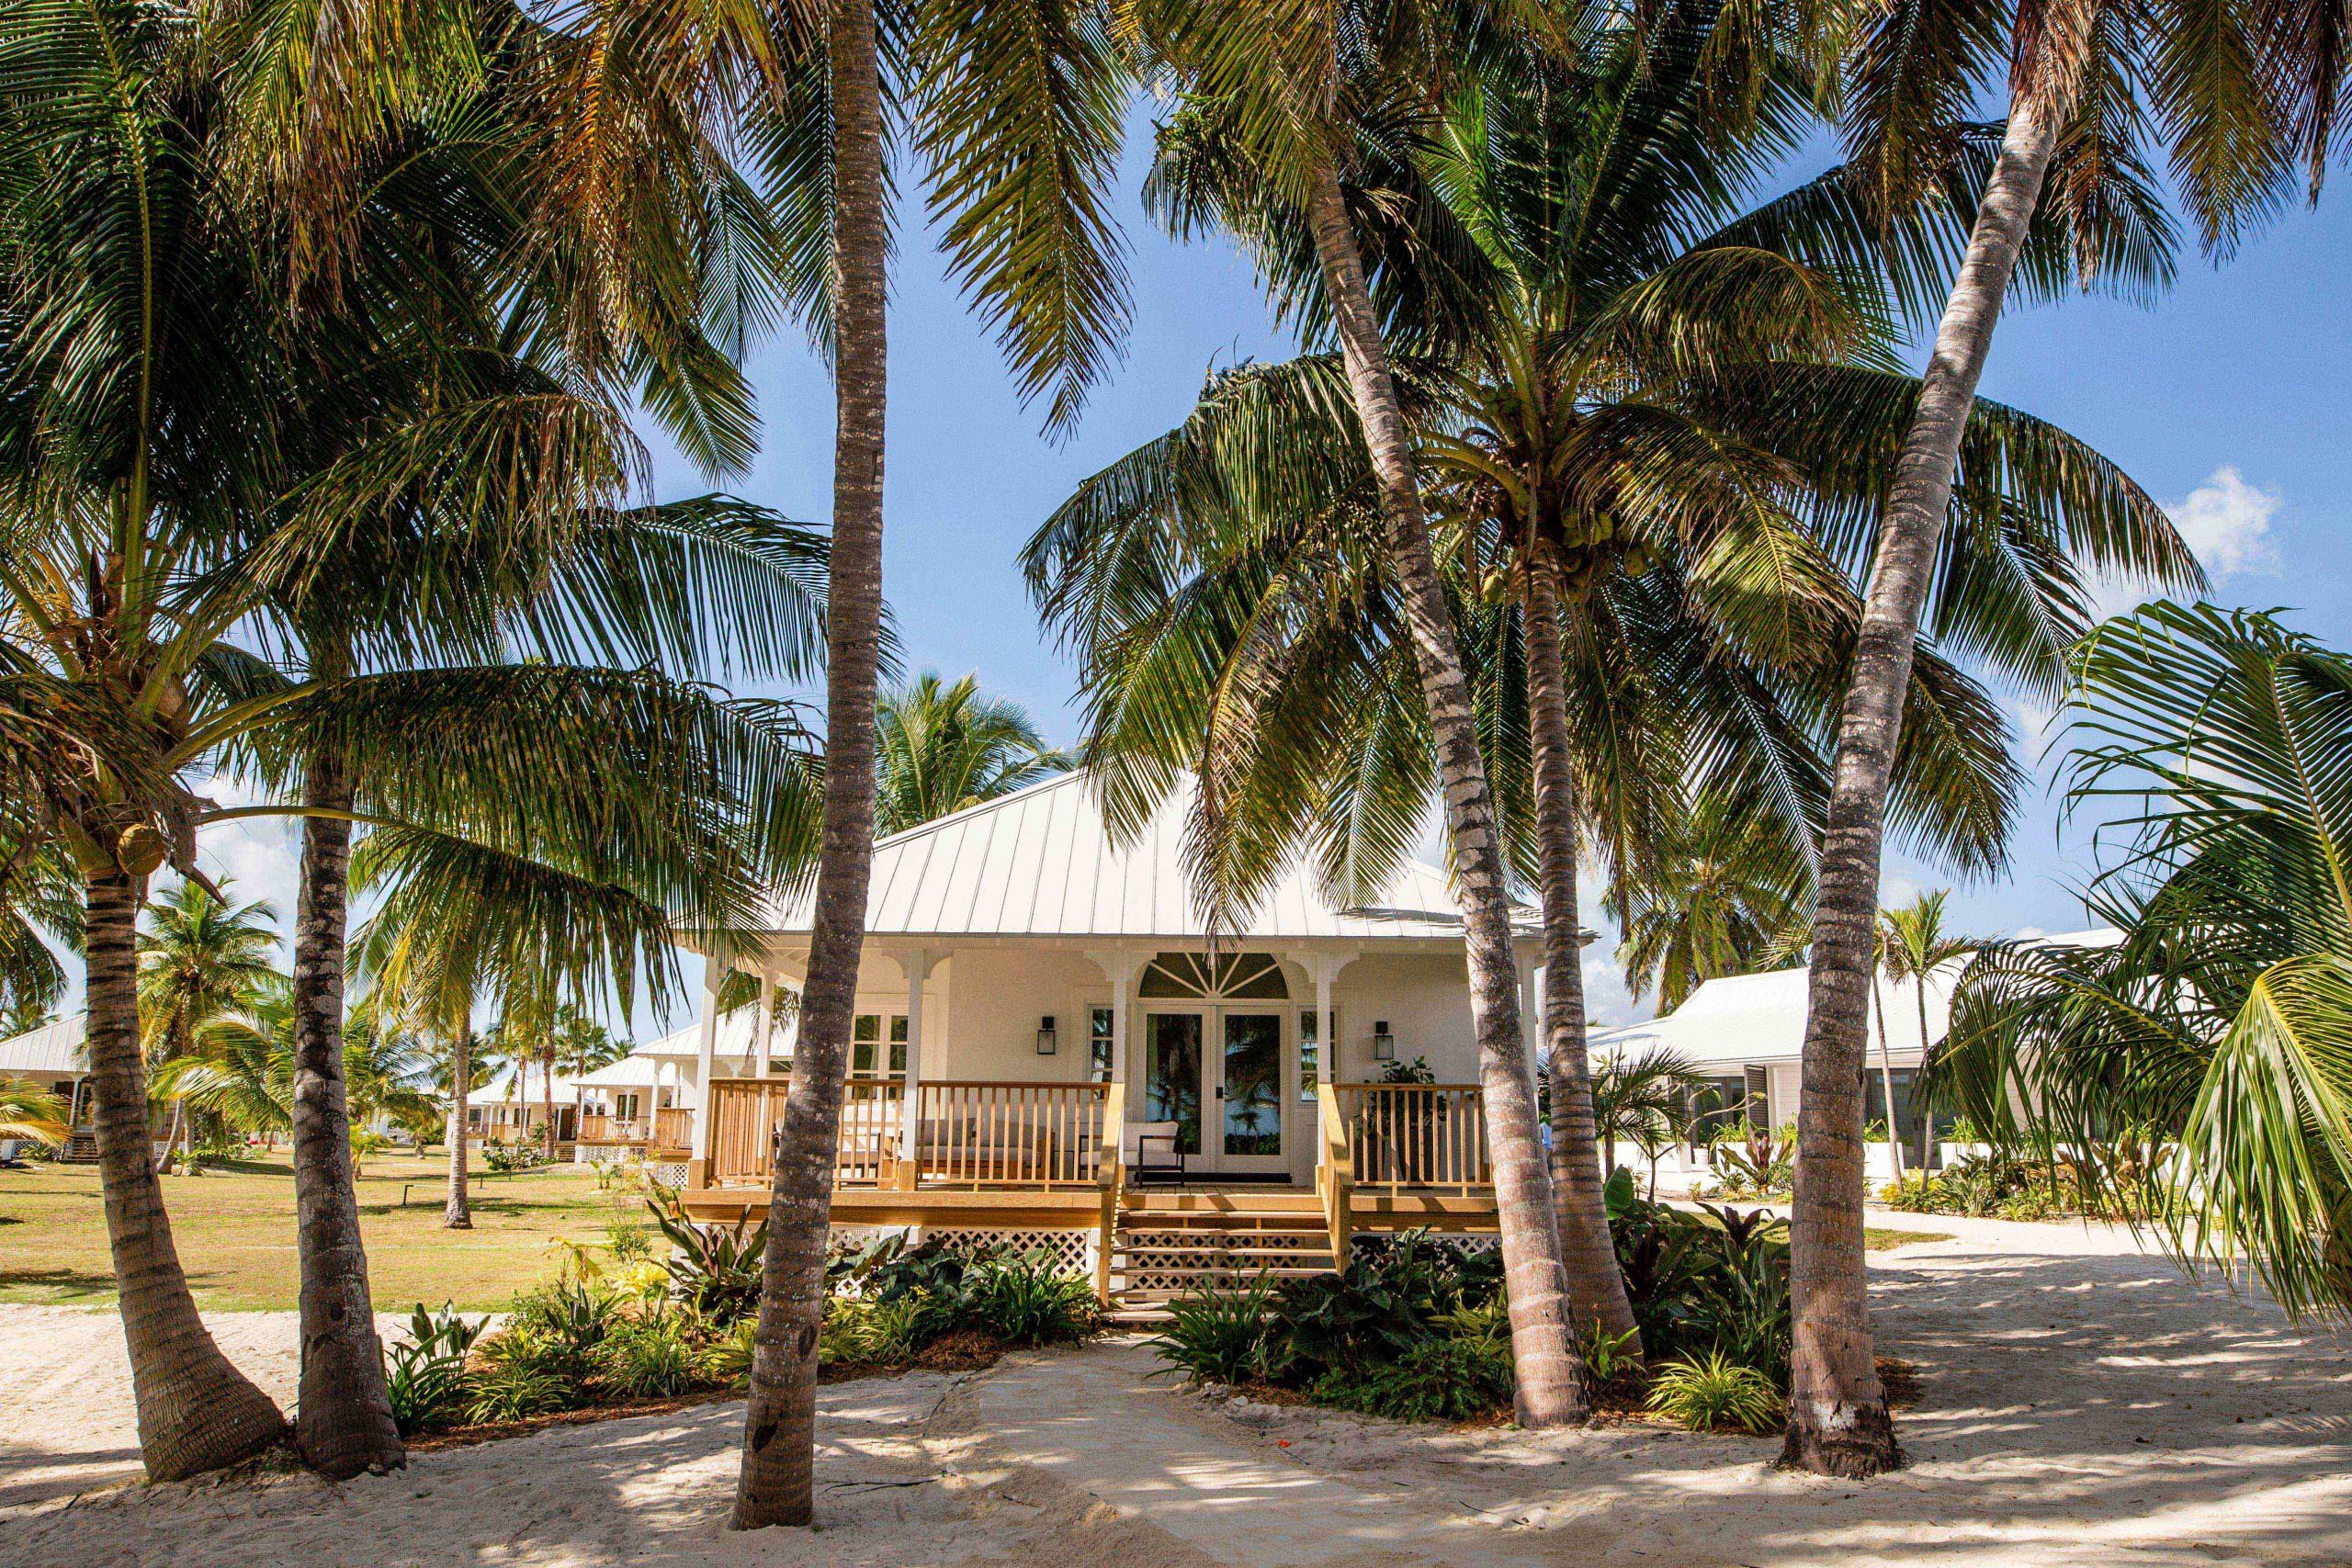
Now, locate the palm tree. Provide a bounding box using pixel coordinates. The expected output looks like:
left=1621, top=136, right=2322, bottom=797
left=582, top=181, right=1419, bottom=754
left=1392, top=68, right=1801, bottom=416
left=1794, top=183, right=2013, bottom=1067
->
left=1041, top=0, right=2194, bottom=1382
left=1119, top=0, right=1598, bottom=1425
left=733, top=0, right=1138, bottom=1529
left=875, top=673, right=1069, bottom=835
left=0, top=1078, right=69, bottom=1146
left=193, top=0, right=838, bottom=1476
left=0, top=1, right=828, bottom=1481
left=1880, top=893, right=1975, bottom=1175
left=1619, top=795, right=1811, bottom=1014
left=1781, top=0, right=2318, bottom=1478
left=137, top=883, right=280, bottom=1172
left=1587, top=1047, right=1707, bottom=1187
left=1940, top=604, right=2352, bottom=1319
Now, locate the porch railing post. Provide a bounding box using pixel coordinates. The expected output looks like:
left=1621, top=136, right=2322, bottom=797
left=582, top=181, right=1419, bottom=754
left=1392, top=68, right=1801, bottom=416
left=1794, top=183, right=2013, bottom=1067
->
left=689, top=956, right=722, bottom=1189
left=898, top=949, right=934, bottom=1180
left=1317, top=1083, right=1352, bottom=1269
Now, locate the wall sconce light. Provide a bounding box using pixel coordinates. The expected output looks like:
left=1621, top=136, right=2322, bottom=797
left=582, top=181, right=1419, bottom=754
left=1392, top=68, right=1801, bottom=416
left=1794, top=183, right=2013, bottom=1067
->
left=1372, top=1021, right=1396, bottom=1061
left=1036, top=1015, right=1058, bottom=1055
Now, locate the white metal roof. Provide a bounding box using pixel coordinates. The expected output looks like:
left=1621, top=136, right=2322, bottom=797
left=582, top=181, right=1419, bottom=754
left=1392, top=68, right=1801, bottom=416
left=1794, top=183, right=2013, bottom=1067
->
left=582, top=1008, right=788, bottom=1083
left=755, top=771, right=1524, bottom=943
left=0, top=1012, right=84, bottom=1077
left=1588, top=928, right=2121, bottom=1070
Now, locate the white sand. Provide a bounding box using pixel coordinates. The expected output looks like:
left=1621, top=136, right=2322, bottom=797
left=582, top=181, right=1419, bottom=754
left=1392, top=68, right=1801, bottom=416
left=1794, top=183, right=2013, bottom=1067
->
left=4, top=1216, right=2349, bottom=1566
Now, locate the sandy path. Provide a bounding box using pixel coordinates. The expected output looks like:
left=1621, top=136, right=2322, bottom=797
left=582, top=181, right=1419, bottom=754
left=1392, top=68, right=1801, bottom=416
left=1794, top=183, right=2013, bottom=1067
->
left=5, top=1219, right=2348, bottom=1566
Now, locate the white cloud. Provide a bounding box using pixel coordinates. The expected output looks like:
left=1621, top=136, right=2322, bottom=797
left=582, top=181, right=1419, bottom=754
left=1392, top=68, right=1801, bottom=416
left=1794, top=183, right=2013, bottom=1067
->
left=180, top=771, right=303, bottom=952
left=2090, top=465, right=2284, bottom=622
left=2166, top=466, right=2282, bottom=581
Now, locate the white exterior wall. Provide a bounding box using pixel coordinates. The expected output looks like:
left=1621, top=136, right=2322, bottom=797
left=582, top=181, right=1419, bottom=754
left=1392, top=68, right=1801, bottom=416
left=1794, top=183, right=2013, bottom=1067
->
left=1330, top=953, right=1480, bottom=1085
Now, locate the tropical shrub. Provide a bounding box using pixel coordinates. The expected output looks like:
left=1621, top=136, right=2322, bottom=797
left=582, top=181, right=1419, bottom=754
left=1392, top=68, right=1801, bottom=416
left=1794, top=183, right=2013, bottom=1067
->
left=466, top=1361, right=571, bottom=1424
left=649, top=1199, right=767, bottom=1325
left=1149, top=1279, right=1277, bottom=1383
left=1308, top=1334, right=1512, bottom=1423
left=481, top=1137, right=546, bottom=1173
left=606, top=1219, right=656, bottom=1263
left=503, top=1280, right=614, bottom=1376
left=1646, top=1352, right=1783, bottom=1434
left=705, top=1317, right=760, bottom=1386
left=595, top=1314, right=704, bottom=1399
left=382, top=1303, right=485, bottom=1437
left=1607, top=1179, right=1793, bottom=1386
left=975, top=1255, right=1099, bottom=1345
left=1150, top=1231, right=1515, bottom=1421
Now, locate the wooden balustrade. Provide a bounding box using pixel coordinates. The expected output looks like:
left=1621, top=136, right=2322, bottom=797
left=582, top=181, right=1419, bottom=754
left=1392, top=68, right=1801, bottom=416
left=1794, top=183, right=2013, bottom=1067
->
left=701, top=1077, right=1110, bottom=1190
left=908, top=1080, right=1110, bottom=1188
left=1332, top=1082, right=1491, bottom=1194
left=652, top=1106, right=694, bottom=1152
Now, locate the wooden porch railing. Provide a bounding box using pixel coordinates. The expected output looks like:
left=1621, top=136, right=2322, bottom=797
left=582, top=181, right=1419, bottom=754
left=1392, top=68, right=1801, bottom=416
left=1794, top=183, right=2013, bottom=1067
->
left=909, top=1080, right=1111, bottom=1188
left=578, top=1113, right=657, bottom=1144
left=1331, top=1082, right=1491, bottom=1195
left=653, top=1106, right=693, bottom=1151
left=702, top=1077, right=1113, bottom=1190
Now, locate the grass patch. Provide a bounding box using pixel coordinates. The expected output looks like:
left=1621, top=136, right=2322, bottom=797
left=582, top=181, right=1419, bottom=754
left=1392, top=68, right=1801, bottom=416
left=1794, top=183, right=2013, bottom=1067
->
left=1865, top=1226, right=1952, bottom=1250
left=0, top=1151, right=630, bottom=1310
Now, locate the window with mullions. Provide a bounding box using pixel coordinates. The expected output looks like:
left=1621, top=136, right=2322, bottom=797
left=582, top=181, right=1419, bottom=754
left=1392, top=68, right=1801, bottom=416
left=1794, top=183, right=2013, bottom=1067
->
left=1297, top=1009, right=1321, bottom=1101
left=851, top=1013, right=909, bottom=1079
left=1089, top=1006, right=1115, bottom=1083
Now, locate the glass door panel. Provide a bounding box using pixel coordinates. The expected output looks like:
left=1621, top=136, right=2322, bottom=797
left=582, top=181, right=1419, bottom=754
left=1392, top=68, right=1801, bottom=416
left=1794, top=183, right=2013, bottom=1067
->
left=1220, top=1012, right=1283, bottom=1157
left=1145, top=1013, right=1204, bottom=1155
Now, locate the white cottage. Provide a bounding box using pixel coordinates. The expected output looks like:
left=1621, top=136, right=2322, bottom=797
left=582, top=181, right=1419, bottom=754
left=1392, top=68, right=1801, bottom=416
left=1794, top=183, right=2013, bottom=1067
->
left=672, top=772, right=1545, bottom=1304
left=1589, top=927, right=2120, bottom=1184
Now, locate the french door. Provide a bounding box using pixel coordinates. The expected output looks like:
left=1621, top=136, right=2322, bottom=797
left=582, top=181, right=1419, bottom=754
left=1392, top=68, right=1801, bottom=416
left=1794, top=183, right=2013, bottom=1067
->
left=1143, top=1007, right=1289, bottom=1175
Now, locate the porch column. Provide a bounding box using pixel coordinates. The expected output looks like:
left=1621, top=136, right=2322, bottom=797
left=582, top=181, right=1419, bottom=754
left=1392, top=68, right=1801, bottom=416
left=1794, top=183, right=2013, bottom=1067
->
left=1287, top=950, right=1351, bottom=1087
left=898, top=949, right=936, bottom=1168
left=687, top=955, right=722, bottom=1186
left=1085, top=948, right=1140, bottom=1105
left=755, top=971, right=778, bottom=1077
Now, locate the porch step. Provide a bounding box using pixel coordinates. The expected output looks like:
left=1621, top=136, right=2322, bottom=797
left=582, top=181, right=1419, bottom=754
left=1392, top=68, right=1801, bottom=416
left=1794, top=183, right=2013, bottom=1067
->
left=58, top=1129, right=97, bottom=1164
left=1106, top=1200, right=1338, bottom=1323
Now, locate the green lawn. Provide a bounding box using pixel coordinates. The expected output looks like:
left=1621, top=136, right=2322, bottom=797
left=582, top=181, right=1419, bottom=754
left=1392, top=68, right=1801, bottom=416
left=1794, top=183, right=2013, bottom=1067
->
left=1865, top=1226, right=1951, bottom=1250
left=0, top=1152, right=643, bottom=1312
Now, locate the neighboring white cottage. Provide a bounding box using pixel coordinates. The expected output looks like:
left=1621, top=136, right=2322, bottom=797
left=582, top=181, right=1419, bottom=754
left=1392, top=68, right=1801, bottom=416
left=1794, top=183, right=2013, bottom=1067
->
left=1589, top=928, right=2121, bottom=1146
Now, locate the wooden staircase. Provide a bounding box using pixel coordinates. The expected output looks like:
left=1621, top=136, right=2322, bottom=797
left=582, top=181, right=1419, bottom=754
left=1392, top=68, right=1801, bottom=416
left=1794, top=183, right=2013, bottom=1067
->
left=58, top=1128, right=98, bottom=1164
left=1104, top=1190, right=1337, bottom=1325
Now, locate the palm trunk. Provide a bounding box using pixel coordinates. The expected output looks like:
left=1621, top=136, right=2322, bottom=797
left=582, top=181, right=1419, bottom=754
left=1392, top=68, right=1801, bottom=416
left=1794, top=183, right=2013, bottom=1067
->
left=1303, top=159, right=1584, bottom=1427
left=288, top=755, right=403, bottom=1477
left=734, top=0, right=890, bottom=1526
left=82, top=865, right=287, bottom=1480
left=1522, top=564, right=1641, bottom=1354
left=1915, top=985, right=1938, bottom=1172
left=153, top=1099, right=184, bottom=1175
left=446, top=1021, right=473, bottom=1228
left=1871, top=974, right=1905, bottom=1181
left=1783, top=99, right=2059, bottom=1479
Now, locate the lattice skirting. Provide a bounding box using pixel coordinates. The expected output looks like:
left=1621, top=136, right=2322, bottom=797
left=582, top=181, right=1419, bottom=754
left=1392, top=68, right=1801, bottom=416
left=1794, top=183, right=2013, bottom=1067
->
left=644, top=1160, right=692, bottom=1190
left=826, top=1223, right=1096, bottom=1281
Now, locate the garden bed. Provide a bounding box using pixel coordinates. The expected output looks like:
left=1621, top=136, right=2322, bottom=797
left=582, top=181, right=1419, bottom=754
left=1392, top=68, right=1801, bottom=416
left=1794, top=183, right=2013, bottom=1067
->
left=1149, top=1180, right=1840, bottom=1436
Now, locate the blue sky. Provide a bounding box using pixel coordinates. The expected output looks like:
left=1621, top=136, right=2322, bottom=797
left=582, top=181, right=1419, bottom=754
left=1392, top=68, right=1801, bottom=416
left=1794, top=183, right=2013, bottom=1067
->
left=188, top=124, right=2352, bottom=1039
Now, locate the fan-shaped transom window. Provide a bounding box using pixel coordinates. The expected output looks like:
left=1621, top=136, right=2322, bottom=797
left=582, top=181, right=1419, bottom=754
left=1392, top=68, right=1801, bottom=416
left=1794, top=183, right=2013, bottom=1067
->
left=1137, top=951, right=1290, bottom=1000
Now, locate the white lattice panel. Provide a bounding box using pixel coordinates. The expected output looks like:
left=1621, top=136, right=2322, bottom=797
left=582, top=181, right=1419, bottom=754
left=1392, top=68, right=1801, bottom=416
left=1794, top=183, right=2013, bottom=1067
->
left=924, top=1227, right=1094, bottom=1279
